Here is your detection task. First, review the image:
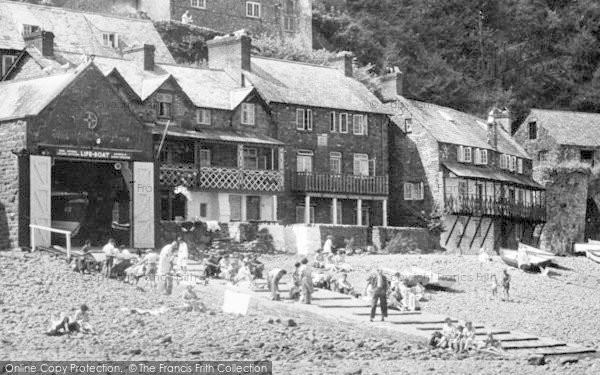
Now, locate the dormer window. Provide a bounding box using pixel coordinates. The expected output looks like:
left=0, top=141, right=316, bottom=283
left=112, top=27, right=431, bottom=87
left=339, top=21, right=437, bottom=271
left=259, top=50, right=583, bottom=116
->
left=474, top=148, right=488, bottom=165
left=246, top=1, right=261, bottom=18
left=21, top=24, right=40, bottom=37
left=191, top=0, right=206, bottom=9
left=457, top=146, right=472, bottom=163
left=156, top=93, right=173, bottom=119
left=102, top=33, right=119, bottom=48
left=241, top=103, right=255, bottom=125
left=196, top=109, right=211, bottom=125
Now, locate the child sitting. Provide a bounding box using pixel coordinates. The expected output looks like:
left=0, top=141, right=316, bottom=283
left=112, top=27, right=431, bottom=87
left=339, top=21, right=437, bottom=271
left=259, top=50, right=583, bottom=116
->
left=450, top=325, right=465, bottom=352
left=437, top=317, right=454, bottom=348
left=459, top=321, right=476, bottom=352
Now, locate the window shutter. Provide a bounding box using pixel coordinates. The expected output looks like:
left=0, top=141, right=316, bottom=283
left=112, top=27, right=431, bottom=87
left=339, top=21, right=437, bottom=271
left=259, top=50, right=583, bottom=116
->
left=330, top=111, right=336, bottom=132
left=296, top=109, right=304, bottom=130
left=363, top=115, right=368, bottom=135
left=474, top=148, right=480, bottom=164
left=307, top=109, right=313, bottom=131
left=353, top=156, right=360, bottom=176
left=457, top=146, right=464, bottom=162
left=419, top=182, right=424, bottom=200
left=404, top=183, right=412, bottom=200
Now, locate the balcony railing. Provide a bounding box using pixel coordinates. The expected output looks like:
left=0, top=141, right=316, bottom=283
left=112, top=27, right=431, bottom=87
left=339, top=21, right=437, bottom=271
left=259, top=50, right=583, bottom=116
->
left=160, top=163, right=284, bottom=192
left=292, top=172, right=388, bottom=195
left=445, top=194, right=546, bottom=222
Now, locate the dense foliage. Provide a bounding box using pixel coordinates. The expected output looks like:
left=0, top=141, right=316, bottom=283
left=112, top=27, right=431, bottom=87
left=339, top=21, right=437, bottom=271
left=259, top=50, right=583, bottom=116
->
left=314, top=0, right=600, bottom=129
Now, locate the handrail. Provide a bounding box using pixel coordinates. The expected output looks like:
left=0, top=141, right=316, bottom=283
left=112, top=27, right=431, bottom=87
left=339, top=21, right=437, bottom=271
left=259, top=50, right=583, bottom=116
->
left=30, top=224, right=72, bottom=259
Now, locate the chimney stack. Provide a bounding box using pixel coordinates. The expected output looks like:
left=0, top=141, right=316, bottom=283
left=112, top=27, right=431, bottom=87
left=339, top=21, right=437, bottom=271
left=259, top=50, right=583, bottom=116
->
left=207, top=32, right=252, bottom=86
left=143, top=44, right=155, bottom=71
left=491, top=107, right=511, bottom=134
left=123, top=44, right=156, bottom=71
left=378, top=67, right=403, bottom=102
left=486, top=112, right=498, bottom=148
left=24, top=31, right=54, bottom=57
left=329, top=52, right=354, bottom=77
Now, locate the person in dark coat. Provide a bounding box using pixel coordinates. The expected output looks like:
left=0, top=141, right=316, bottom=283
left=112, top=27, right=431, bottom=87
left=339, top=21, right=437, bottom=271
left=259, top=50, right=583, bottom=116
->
left=368, top=268, right=388, bottom=322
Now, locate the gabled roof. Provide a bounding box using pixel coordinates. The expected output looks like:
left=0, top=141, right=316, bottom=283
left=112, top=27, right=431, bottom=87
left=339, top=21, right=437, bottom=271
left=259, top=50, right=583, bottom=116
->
left=0, top=62, right=90, bottom=121
left=443, top=161, right=543, bottom=189
left=391, top=96, right=529, bottom=158
left=0, top=0, right=174, bottom=63
left=244, top=56, right=389, bottom=115
left=527, top=108, right=600, bottom=147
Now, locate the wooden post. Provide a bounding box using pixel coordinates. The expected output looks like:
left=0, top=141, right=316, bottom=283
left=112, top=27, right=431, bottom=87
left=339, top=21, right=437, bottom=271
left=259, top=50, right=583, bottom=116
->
left=357, top=198, right=362, bottom=226
left=382, top=199, right=388, bottom=227
left=304, top=195, right=311, bottom=224
left=272, top=195, right=278, bottom=222
left=332, top=198, right=338, bottom=225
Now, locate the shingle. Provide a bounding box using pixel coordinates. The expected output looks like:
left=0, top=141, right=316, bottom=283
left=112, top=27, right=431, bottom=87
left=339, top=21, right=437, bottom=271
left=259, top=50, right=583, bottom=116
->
left=391, top=96, right=529, bottom=159
left=245, top=57, right=389, bottom=114
left=528, top=108, right=600, bottom=147
left=0, top=1, right=174, bottom=63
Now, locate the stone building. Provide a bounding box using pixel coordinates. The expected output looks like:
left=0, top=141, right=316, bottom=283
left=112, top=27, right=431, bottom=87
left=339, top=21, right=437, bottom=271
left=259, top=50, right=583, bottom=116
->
left=139, top=0, right=313, bottom=50
left=204, top=34, right=391, bottom=226
left=380, top=73, right=546, bottom=253
left=514, top=109, right=600, bottom=252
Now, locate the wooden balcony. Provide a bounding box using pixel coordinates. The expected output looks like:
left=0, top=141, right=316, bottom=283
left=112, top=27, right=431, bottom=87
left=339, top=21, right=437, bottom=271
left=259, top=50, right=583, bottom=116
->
left=292, top=172, right=388, bottom=196
left=160, top=163, right=284, bottom=192
left=445, top=194, right=546, bottom=222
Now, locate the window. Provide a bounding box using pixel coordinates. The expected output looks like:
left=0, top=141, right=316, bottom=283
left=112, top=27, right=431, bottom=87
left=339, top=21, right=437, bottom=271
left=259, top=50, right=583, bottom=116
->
left=297, top=150, right=313, bottom=173
left=538, top=150, right=548, bottom=162
left=509, top=156, right=517, bottom=172
left=21, top=24, right=40, bottom=36
left=199, top=203, right=207, bottom=218
left=329, top=111, right=337, bottom=132
left=241, top=103, right=255, bottom=125
left=480, top=149, right=488, bottom=165
left=229, top=195, right=242, bottom=221
left=581, top=150, right=594, bottom=166
left=284, top=16, right=295, bottom=32
left=1, top=55, right=17, bottom=76
left=283, top=0, right=295, bottom=32
left=191, top=0, right=206, bottom=8
left=296, top=108, right=313, bottom=131
left=156, top=93, right=173, bottom=119
left=369, top=158, right=376, bottom=176
left=317, top=134, right=328, bottom=147
left=243, top=148, right=258, bottom=169
left=528, top=121, right=537, bottom=140
left=404, top=182, right=424, bottom=201
left=463, top=147, right=472, bottom=162
left=517, top=158, right=524, bottom=174
left=353, top=114, right=367, bottom=135
left=160, top=192, right=187, bottom=221
left=404, top=118, right=413, bottom=133
left=246, top=1, right=261, bottom=18
left=196, top=109, right=211, bottom=125
left=330, top=152, right=341, bottom=174
left=500, top=154, right=508, bottom=169
left=353, top=153, right=369, bottom=176
left=339, top=113, right=349, bottom=133
left=197, top=148, right=211, bottom=168
left=102, top=33, right=119, bottom=48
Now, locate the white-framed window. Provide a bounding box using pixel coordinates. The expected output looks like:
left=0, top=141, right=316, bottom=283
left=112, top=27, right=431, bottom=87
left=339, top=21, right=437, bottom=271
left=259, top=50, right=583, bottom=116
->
left=1, top=55, right=17, bottom=76
left=229, top=195, right=242, bottom=221
left=296, top=108, right=313, bottom=131
left=458, top=146, right=472, bottom=163
left=404, top=118, right=413, bottom=133
left=102, top=33, right=119, bottom=48
left=353, top=153, right=369, bottom=176
left=509, top=155, right=517, bottom=172
left=241, top=103, right=255, bottom=125
left=480, top=149, right=488, bottom=165
left=474, top=149, right=488, bottom=165
left=339, top=113, right=349, bottom=133
left=499, top=154, right=507, bottom=169
left=284, top=16, right=295, bottom=32
left=21, top=24, right=40, bottom=36
left=243, top=148, right=258, bottom=169
left=196, top=108, right=211, bottom=125
left=246, top=1, right=261, bottom=18
left=404, top=182, right=424, bottom=201
left=297, top=150, right=313, bottom=173
left=329, top=111, right=337, bottom=132
left=191, top=0, right=206, bottom=8
left=329, top=152, right=341, bottom=174
left=517, top=158, right=523, bottom=174
left=197, top=148, right=211, bottom=167
left=353, top=114, right=368, bottom=135
left=156, top=93, right=173, bottom=118
left=317, top=134, right=328, bottom=147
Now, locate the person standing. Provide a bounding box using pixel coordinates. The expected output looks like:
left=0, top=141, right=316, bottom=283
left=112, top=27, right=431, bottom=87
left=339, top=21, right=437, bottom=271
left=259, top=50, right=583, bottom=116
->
left=369, top=268, right=388, bottom=322
left=102, top=238, right=117, bottom=278
left=501, top=269, right=511, bottom=301
left=177, top=237, right=189, bottom=274
left=299, top=258, right=314, bottom=304
left=323, top=235, right=334, bottom=254
left=141, top=249, right=159, bottom=288
left=266, top=268, right=287, bottom=301
left=158, top=241, right=177, bottom=295
left=289, top=262, right=302, bottom=301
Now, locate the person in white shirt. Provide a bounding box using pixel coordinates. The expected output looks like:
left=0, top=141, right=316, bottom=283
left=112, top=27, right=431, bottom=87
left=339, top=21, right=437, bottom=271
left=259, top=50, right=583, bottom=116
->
left=102, top=238, right=117, bottom=278
left=323, top=235, right=334, bottom=254
left=299, top=258, right=314, bottom=304
left=158, top=241, right=178, bottom=295
left=177, top=237, right=189, bottom=273
left=267, top=268, right=287, bottom=300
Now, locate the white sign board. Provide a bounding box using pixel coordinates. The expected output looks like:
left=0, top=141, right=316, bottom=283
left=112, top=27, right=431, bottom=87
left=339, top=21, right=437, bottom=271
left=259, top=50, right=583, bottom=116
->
left=222, top=290, right=250, bottom=315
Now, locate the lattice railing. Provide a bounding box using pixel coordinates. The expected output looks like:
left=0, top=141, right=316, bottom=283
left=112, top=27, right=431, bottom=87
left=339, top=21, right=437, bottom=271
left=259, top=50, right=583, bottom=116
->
left=159, top=163, right=198, bottom=187
left=242, top=169, right=284, bottom=192
left=198, top=167, right=242, bottom=190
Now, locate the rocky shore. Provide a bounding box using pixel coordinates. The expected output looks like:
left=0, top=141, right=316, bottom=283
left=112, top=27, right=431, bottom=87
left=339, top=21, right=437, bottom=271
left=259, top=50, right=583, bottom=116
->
left=1, top=250, right=599, bottom=374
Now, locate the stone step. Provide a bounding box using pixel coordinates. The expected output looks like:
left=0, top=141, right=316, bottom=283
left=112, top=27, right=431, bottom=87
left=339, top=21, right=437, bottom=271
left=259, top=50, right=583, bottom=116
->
left=534, top=345, right=597, bottom=357
left=503, top=341, right=567, bottom=350
left=474, top=331, right=512, bottom=336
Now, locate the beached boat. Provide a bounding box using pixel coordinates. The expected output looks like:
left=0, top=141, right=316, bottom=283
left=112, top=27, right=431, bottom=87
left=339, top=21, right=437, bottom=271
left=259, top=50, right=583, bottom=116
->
left=574, top=239, right=600, bottom=254
left=51, top=191, right=88, bottom=237
left=500, top=245, right=555, bottom=270
left=586, top=250, right=600, bottom=264
left=383, top=267, right=457, bottom=289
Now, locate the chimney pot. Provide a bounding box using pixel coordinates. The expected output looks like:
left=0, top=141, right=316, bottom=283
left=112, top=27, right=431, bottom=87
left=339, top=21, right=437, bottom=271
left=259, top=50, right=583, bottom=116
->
left=329, top=52, right=354, bottom=77
left=24, top=31, right=54, bottom=57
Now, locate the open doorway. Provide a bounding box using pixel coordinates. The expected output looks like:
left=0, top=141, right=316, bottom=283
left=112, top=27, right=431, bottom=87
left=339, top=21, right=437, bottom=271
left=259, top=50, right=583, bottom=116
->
left=51, top=160, right=131, bottom=247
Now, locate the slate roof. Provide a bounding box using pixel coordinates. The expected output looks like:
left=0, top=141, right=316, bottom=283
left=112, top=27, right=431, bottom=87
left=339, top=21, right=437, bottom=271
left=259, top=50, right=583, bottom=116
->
left=244, top=56, right=389, bottom=115
left=0, top=0, right=174, bottom=63
left=443, top=161, right=543, bottom=189
left=0, top=63, right=84, bottom=121
left=151, top=124, right=284, bottom=146
left=93, top=57, right=253, bottom=110
left=391, top=96, right=529, bottom=159
left=528, top=108, right=600, bottom=147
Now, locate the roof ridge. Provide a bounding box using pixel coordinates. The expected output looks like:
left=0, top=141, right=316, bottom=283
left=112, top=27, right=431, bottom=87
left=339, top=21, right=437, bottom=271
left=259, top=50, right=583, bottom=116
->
left=0, top=68, right=76, bottom=86
left=0, top=0, right=154, bottom=23
left=158, top=62, right=226, bottom=72
left=251, top=55, right=337, bottom=70
left=532, top=108, right=600, bottom=116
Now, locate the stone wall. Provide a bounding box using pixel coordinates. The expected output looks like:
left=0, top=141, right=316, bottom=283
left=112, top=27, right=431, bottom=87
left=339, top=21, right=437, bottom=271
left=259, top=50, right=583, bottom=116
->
left=0, top=120, right=26, bottom=250
left=372, top=226, right=438, bottom=253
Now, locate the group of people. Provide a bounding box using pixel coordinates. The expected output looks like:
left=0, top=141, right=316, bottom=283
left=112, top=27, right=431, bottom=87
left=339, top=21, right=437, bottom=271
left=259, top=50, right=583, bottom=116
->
left=46, top=304, right=94, bottom=336
left=429, top=318, right=502, bottom=354
left=201, top=252, right=264, bottom=286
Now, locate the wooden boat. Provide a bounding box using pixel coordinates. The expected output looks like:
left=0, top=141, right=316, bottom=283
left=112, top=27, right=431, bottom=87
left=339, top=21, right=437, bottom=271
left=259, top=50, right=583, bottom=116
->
left=500, top=245, right=555, bottom=271
left=51, top=191, right=88, bottom=237
left=586, top=250, right=600, bottom=264
left=574, top=239, right=600, bottom=254
left=518, top=243, right=555, bottom=262
left=383, top=267, right=457, bottom=289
